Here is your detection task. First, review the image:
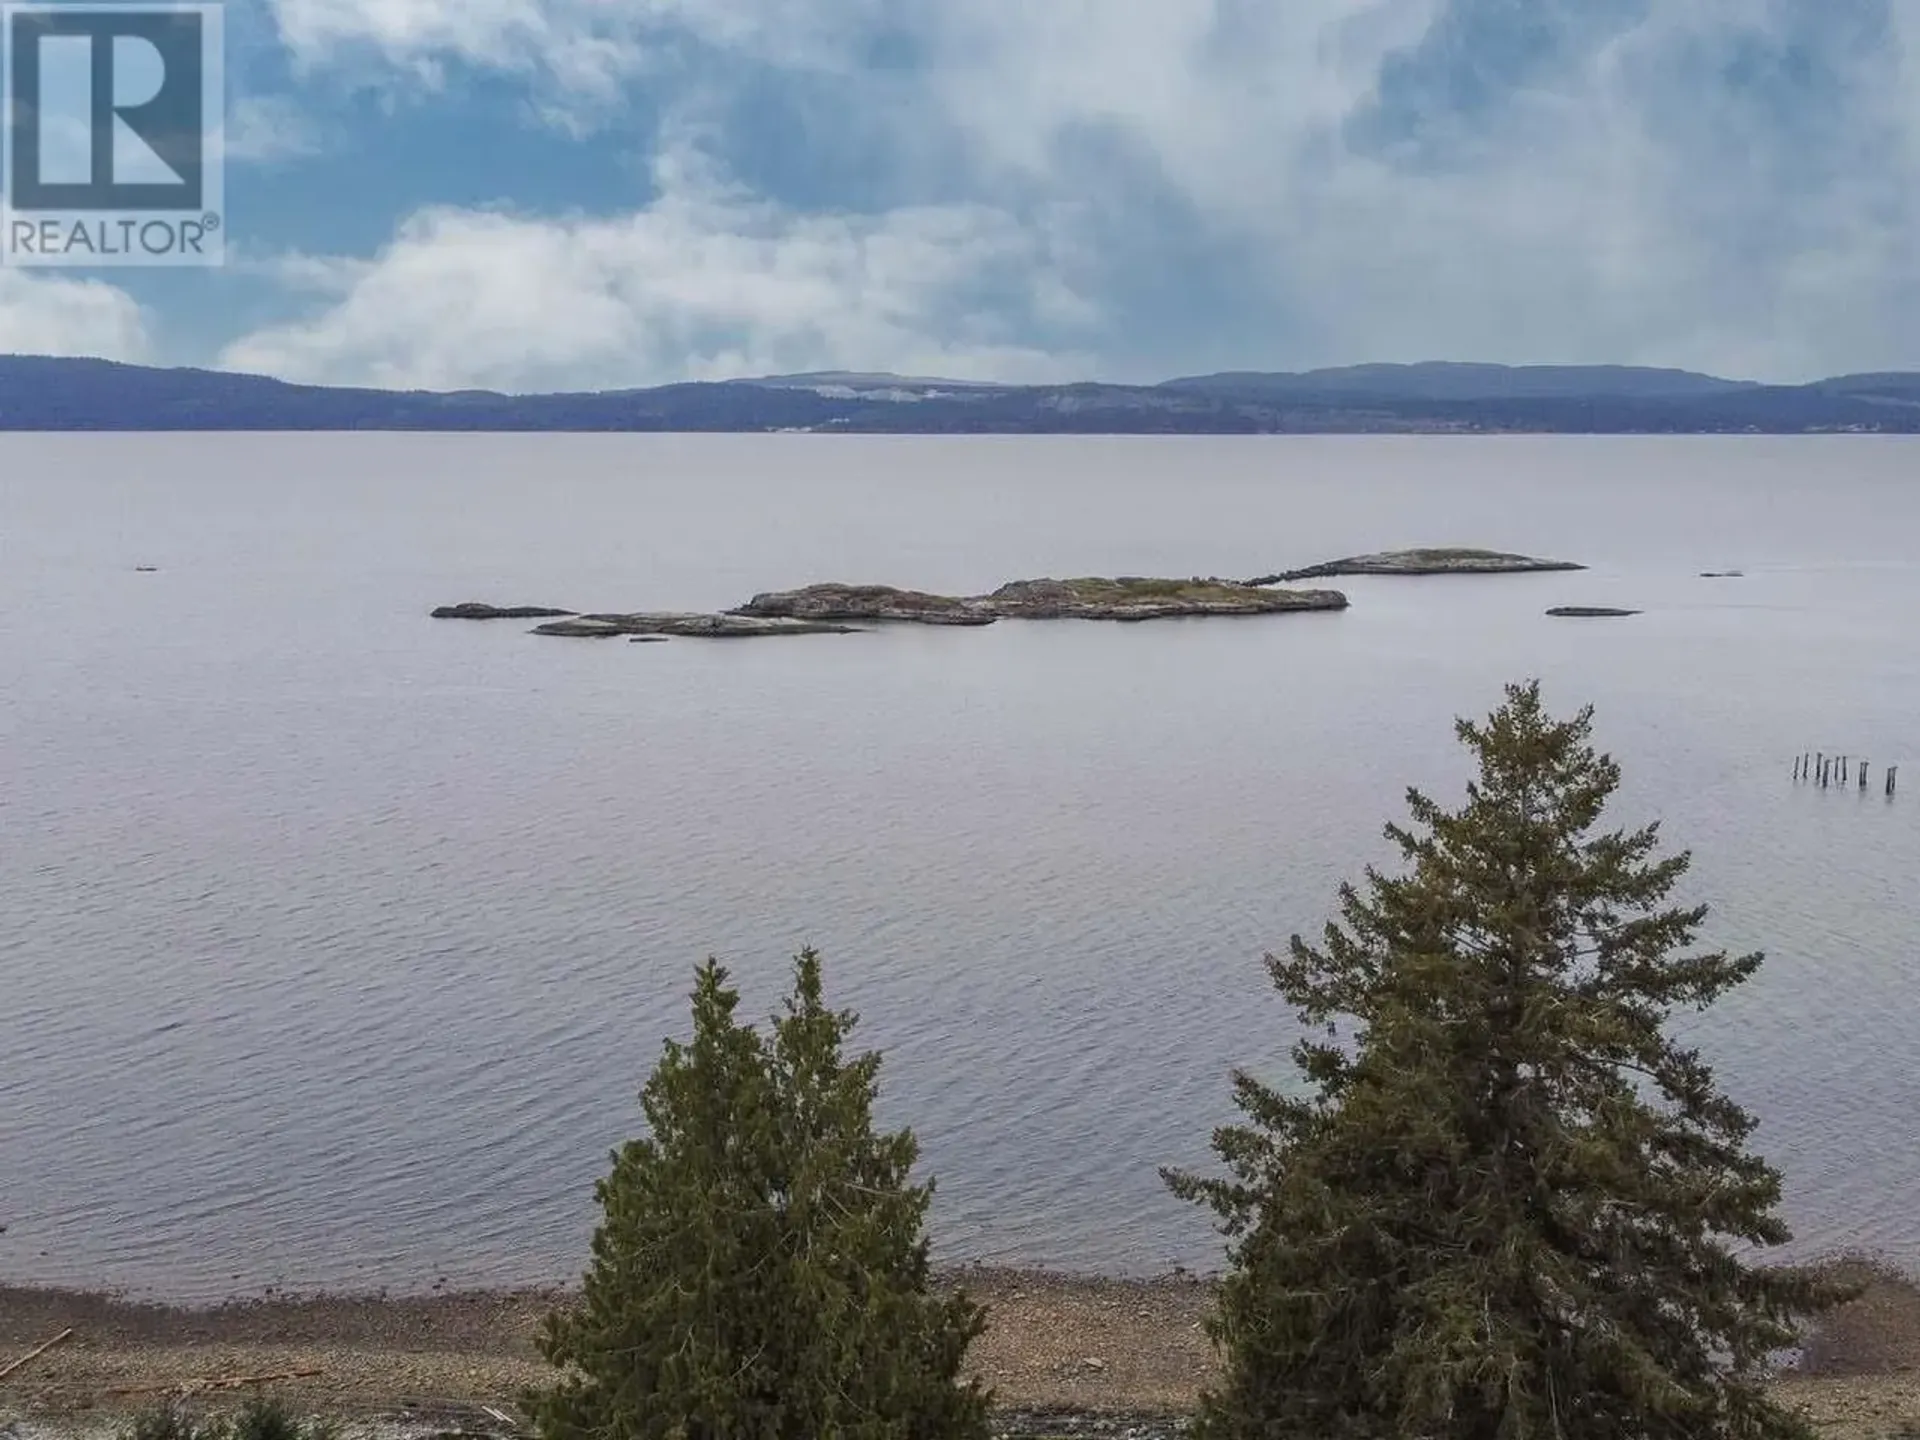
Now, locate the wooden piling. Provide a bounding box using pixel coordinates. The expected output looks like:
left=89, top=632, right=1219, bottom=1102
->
left=1889, top=766, right=1899, bottom=797
left=1860, top=763, right=1869, bottom=792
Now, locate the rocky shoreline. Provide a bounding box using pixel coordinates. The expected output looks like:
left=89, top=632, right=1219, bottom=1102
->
left=5, top=1264, right=1920, bottom=1439
left=0, top=1270, right=1208, bottom=1437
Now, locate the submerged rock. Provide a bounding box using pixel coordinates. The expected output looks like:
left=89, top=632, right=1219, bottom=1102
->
left=1248, top=548, right=1584, bottom=585
left=432, top=602, right=576, bottom=620
left=534, top=612, right=865, bottom=639
left=732, top=583, right=998, bottom=626
left=1700, top=570, right=1746, bottom=579
left=1546, top=606, right=1639, bottom=618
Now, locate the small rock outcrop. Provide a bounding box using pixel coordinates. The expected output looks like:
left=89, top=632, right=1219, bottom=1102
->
left=433, top=602, right=576, bottom=620
left=534, top=612, right=865, bottom=639
left=732, top=584, right=998, bottom=626
left=1249, top=548, right=1584, bottom=585
left=1546, top=606, right=1639, bottom=618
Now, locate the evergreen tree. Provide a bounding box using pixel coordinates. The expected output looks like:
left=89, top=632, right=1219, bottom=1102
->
left=1166, top=681, right=1845, bottom=1440
left=528, top=950, right=988, bottom=1440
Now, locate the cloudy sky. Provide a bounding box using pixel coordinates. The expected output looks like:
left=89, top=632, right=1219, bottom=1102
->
left=3, top=0, right=1915, bottom=391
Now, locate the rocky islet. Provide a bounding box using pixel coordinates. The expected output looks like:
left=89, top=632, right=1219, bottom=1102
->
left=1246, top=547, right=1585, bottom=585
left=432, top=602, right=577, bottom=620
left=427, top=551, right=1671, bottom=643
left=732, top=577, right=1349, bottom=625
left=430, top=576, right=1354, bottom=641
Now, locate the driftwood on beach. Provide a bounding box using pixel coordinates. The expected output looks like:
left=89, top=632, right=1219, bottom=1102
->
left=0, top=1325, right=73, bottom=1381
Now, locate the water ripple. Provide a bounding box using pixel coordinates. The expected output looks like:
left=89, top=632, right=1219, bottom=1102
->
left=3, top=434, right=1918, bottom=1300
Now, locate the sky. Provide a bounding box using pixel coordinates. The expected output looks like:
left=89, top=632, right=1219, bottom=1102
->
left=1, top=0, right=1916, bottom=392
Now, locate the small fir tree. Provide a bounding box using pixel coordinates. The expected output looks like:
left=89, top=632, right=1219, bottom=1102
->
left=1166, top=680, right=1846, bottom=1440
left=528, top=950, right=989, bottom=1440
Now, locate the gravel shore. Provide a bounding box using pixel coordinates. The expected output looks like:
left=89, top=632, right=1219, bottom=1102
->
left=5, top=1265, right=1919, bottom=1439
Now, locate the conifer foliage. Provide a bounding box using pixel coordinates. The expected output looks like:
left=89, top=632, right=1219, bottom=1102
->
left=1166, top=681, right=1843, bottom=1440
left=529, top=950, right=989, bottom=1440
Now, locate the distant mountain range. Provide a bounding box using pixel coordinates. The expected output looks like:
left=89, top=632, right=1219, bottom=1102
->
left=5, top=355, right=1920, bottom=432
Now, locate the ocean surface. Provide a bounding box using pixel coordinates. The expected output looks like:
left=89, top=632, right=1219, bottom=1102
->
left=3, top=433, right=1918, bottom=1303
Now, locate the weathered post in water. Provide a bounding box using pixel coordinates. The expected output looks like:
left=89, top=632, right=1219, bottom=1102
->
left=1860, top=763, right=1869, bottom=792
left=1889, top=766, right=1899, bottom=797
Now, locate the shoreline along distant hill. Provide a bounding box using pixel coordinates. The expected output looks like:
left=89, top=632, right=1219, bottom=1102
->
left=3, top=356, right=1919, bottom=432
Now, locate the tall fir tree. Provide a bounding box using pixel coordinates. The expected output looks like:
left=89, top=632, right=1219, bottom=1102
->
left=528, top=950, right=988, bottom=1440
left=1166, top=681, right=1846, bottom=1440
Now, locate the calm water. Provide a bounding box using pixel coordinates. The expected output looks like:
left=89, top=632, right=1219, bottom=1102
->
left=3, top=434, right=1918, bottom=1303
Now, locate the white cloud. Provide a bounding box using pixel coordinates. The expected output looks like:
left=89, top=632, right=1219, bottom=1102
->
left=265, top=0, right=878, bottom=112
left=219, top=148, right=1099, bottom=391
left=894, top=0, right=1920, bottom=380
left=227, top=95, right=326, bottom=164
left=251, top=0, right=1920, bottom=382
left=0, top=272, right=151, bottom=361
left=269, top=0, right=880, bottom=74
